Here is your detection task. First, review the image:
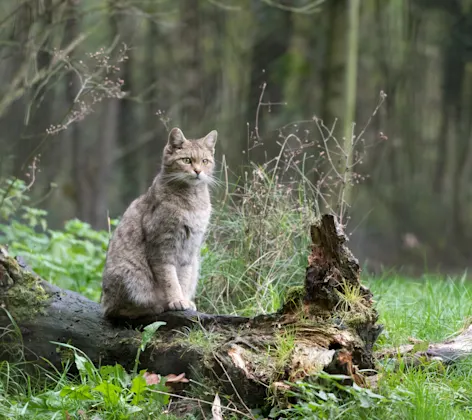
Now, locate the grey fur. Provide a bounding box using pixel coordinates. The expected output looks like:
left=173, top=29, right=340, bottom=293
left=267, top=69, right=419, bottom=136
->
left=101, top=127, right=217, bottom=318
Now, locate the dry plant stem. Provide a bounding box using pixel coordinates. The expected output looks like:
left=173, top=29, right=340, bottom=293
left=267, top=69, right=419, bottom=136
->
left=27, top=38, right=127, bottom=168
left=0, top=156, right=41, bottom=214
left=316, top=119, right=343, bottom=181
left=213, top=353, right=255, bottom=419
left=313, top=91, right=386, bottom=222
left=252, top=80, right=286, bottom=147
left=254, top=82, right=267, bottom=142
left=355, top=91, right=387, bottom=144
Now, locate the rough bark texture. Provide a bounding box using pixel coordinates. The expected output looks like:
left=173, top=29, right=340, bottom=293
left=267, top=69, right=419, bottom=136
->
left=0, top=215, right=382, bottom=406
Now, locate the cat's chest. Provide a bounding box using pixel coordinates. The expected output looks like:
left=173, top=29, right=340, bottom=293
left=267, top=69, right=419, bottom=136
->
left=177, top=216, right=208, bottom=259
left=180, top=210, right=210, bottom=238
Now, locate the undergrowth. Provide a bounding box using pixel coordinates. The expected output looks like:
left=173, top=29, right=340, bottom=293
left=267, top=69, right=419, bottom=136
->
left=0, top=321, right=178, bottom=419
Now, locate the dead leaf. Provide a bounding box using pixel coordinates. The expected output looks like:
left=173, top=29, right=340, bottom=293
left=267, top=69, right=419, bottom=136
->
left=211, top=393, right=223, bottom=420
left=164, top=372, right=189, bottom=384
left=143, top=371, right=161, bottom=385
left=337, top=350, right=366, bottom=387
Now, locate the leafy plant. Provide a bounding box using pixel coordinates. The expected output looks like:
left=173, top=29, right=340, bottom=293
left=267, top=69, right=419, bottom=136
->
left=0, top=178, right=116, bottom=301
left=0, top=317, right=174, bottom=419
left=271, top=372, right=410, bottom=419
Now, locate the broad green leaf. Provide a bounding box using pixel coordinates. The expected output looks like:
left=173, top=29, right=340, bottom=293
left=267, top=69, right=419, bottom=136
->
left=140, top=321, right=166, bottom=351
left=100, top=364, right=131, bottom=388
left=93, top=381, right=122, bottom=406
left=74, top=353, right=98, bottom=383
left=130, top=375, right=147, bottom=405
left=60, top=384, right=93, bottom=401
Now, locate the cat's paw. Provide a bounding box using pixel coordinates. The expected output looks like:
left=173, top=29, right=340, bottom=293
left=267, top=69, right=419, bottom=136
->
left=167, top=299, right=196, bottom=311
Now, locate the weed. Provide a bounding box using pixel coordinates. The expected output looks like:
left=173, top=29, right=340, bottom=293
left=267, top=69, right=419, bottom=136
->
left=267, top=329, right=297, bottom=377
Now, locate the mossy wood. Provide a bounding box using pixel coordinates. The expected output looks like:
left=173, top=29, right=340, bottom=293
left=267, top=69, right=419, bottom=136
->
left=0, top=214, right=382, bottom=406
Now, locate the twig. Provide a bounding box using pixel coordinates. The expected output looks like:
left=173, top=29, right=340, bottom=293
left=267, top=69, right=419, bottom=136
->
left=254, top=82, right=267, bottom=141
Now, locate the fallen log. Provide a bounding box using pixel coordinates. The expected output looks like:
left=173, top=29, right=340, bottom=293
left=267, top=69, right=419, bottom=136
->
left=375, top=324, right=472, bottom=367
left=0, top=214, right=382, bottom=407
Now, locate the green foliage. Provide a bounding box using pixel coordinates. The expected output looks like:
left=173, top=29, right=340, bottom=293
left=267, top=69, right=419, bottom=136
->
left=0, top=319, right=174, bottom=419
left=133, top=321, right=167, bottom=375
left=0, top=178, right=115, bottom=301
left=0, top=351, right=173, bottom=419
left=272, top=275, right=472, bottom=420
left=370, top=273, right=472, bottom=348
left=271, top=372, right=409, bottom=419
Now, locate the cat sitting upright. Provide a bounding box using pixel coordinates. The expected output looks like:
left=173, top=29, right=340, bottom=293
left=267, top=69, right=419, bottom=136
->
left=101, top=127, right=217, bottom=319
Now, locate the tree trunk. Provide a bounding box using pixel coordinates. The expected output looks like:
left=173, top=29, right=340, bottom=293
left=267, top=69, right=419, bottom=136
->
left=66, top=0, right=88, bottom=223
left=339, top=0, right=361, bottom=221
left=0, top=215, right=382, bottom=406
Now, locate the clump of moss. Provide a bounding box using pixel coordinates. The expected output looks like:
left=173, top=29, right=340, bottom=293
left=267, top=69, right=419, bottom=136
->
left=56, top=341, right=75, bottom=365
left=0, top=256, right=49, bottom=321
left=175, top=327, right=226, bottom=366
left=281, top=285, right=306, bottom=312
left=336, top=307, right=378, bottom=329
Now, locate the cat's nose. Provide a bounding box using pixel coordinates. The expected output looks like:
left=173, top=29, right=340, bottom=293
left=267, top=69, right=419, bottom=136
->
left=194, top=168, right=201, bottom=175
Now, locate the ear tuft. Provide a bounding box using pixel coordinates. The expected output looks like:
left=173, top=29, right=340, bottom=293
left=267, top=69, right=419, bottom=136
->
left=167, top=127, right=187, bottom=150
left=202, top=130, right=218, bottom=151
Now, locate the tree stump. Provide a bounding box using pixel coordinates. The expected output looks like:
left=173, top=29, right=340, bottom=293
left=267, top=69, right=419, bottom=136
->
left=0, top=214, right=382, bottom=407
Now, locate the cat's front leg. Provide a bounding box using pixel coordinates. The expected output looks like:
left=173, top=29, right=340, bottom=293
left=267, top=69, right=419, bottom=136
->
left=157, top=263, right=195, bottom=311
left=177, top=262, right=198, bottom=310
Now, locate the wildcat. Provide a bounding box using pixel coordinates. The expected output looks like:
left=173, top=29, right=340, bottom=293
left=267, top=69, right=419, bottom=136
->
left=101, top=127, right=217, bottom=319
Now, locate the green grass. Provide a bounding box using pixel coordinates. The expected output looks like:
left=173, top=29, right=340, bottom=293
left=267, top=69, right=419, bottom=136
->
left=369, top=273, right=472, bottom=348
left=365, top=275, right=472, bottom=420
left=344, top=275, right=472, bottom=419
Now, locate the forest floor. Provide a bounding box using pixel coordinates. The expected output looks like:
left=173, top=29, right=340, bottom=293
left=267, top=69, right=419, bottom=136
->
left=1, top=179, right=472, bottom=418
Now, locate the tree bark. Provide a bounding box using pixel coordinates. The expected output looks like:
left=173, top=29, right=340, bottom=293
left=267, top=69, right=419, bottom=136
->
left=0, top=215, right=382, bottom=406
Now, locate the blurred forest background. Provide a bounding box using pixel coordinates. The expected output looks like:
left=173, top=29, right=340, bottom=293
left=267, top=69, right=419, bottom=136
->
left=0, top=0, right=471, bottom=275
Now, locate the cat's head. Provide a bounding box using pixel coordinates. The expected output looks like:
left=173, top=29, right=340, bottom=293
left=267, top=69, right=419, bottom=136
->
left=162, top=127, right=217, bottom=186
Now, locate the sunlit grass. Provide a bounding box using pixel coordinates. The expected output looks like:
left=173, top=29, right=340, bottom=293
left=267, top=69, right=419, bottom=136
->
left=358, top=274, right=472, bottom=419
left=368, top=273, right=472, bottom=348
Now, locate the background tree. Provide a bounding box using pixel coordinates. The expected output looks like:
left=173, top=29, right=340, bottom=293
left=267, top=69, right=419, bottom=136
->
left=0, top=0, right=471, bottom=273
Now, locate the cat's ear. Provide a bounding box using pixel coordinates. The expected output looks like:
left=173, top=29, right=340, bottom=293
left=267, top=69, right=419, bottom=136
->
left=167, top=127, right=187, bottom=150
left=202, top=130, right=218, bottom=152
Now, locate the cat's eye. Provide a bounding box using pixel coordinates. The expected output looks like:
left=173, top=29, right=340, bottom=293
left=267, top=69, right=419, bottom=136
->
left=182, top=158, right=192, bottom=164
left=202, top=159, right=209, bottom=165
